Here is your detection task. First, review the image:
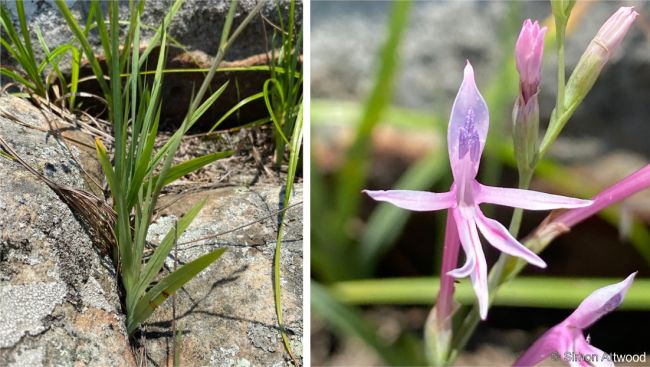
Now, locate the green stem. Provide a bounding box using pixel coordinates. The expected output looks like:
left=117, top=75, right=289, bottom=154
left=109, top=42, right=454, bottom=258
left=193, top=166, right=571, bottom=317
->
left=508, top=170, right=533, bottom=238
left=555, top=25, right=566, bottom=117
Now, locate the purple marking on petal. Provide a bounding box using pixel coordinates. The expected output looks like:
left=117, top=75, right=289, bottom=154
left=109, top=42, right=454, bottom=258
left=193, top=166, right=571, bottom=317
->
left=448, top=62, right=489, bottom=182
left=458, top=108, right=481, bottom=162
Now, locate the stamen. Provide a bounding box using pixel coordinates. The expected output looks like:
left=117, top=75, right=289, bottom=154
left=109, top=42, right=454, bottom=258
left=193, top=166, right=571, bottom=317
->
left=458, top=108, right=480, bottom=162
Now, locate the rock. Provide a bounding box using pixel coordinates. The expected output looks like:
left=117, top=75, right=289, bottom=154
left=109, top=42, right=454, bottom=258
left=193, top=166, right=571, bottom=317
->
left=0, top=94, right=135, bottom=366
left=0, top=93, right=304, bottom=365
left=143, top=184, right=303, bottom=366
left=2, top=0, right=302, bottom=65
left=311, top=2, right=650, bottom=159
left=2, top=0, right=303, bottom=131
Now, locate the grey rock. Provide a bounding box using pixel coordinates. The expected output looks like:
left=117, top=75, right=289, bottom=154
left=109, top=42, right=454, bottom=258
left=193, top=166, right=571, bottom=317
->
left=2, top=0, right=302, bottom=67
left=143, top=184, right=303, bottom=366
left=312, top=1, right=650, bottom=159
left=0, top=94, right=135, bottom=366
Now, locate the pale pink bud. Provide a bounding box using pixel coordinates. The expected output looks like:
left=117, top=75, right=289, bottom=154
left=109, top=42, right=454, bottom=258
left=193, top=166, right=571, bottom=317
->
left=515, top=19, right=547, bottom=103
left=594, top=7, right=638, bottom=57
left=564, top=7, right=638, bottom=109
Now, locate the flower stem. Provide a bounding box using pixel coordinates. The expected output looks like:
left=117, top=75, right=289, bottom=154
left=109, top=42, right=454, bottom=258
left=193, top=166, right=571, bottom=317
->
left=426, top=212, right=460, bottom=366
left=508, top=170, right=534, bottom=238
left=555, top=22, right=567, bottom=117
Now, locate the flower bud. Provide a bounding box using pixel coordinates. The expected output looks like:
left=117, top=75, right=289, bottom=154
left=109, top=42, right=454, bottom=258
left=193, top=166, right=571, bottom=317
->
left=515, top=20, right=547, bottom=103
left=564, top=7, right=638, bottom=110
left=513, top=19, right=545, bottom=173
left=513, top=94, right=540, bottom=174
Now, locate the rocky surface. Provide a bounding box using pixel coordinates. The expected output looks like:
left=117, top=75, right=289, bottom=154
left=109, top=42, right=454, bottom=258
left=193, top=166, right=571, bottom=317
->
left=311, top=1, right=650, bottom=159
left=0, top=94, right=303, bottom=366
left=0, top=95, right=135, bottom=366
left=143, top=184, right=303, bottom=366
left=2, top=0, right=302, bottom=64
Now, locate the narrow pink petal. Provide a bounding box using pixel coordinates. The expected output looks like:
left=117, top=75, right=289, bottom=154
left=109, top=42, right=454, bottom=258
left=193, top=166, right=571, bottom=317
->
left=513, top=326, right=568, bottom=367
left=566, top=272, right=636, bottom=329
left=452, top=209, right=489, bottom=319
left=448, top=208, right=476, bottom=278
left=362, top=189, right=456, bottom=211
left=474, top=207, right=546, bottom=268
left=573, top=334, right=614, bottom=367
left=447, top=62, right=489, bottom=182
left=476, top=183, right=592, bottom=210
left=447, top=250, right=475, bottom=278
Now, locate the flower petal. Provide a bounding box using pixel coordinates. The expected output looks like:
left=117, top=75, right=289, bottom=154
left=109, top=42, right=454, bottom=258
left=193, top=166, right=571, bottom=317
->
left=474, top=207, right=546, bottom=268
left=362, top=189, right=456, bottom=211
left=572, top=333, right=614, bottom=367
left=447, top=249, right=475, bottom=278
left=452, top=208, right=489, bottom=319
left=566, top=272, right=636, bottom=329
left=476, top=183, right=592, bottom=210
left=448, top=62, right=489, bottom=182
left=513, top=325, right=569, bottom=367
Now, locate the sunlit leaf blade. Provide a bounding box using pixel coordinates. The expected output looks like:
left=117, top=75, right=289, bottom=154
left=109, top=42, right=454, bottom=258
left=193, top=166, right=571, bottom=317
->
left=94, top=138, right=118, bottom=198
left=149, top=150, right=235, bottom=188
left=128, top=247, right=226, bottom=334
left=54, top=0, right=110, bottom=99
left=208, top=91, right=264, bottom=133
left=133, top=199, right=206, bottom=306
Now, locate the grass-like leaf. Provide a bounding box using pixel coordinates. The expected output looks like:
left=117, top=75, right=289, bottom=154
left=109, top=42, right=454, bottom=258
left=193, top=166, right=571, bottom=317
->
left=128, top=247, right=226, bottom=334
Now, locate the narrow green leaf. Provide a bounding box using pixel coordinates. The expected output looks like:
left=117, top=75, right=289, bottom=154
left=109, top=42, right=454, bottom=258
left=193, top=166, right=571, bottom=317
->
left=132, top=199, right=207, bottom=308
left=207, top=91, right=263, bottom=133
left=94, top=138, right=118, bottom=198
left=149, top=150, right=234, bottom=188
left=263, top=78, right=290, bottom=145
left=334, top=1, right=412, bottom=239
left=54, top=0, right=110, bottom=98
left=329, top=276, right=650, bottom=310
left=128, top=247, right=226, bottom=334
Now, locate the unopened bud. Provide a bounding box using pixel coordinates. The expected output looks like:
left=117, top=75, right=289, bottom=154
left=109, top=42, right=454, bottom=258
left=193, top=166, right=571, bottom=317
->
left=515, top=20, right=547, bottom=103
left=513, top=94, right=540, bottom=174
left=564, top=7, right=638, bottom=110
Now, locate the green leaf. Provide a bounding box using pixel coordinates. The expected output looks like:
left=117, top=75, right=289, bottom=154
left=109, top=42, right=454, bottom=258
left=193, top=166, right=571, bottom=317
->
left=132, top=199, right=207, bottom=309
left=150, top=150, right=234, bottom=188
left=94, top=138, right=118, bottom=198
left=54, top=0, right=110, bottom=99
left=329, top=276, right=650, bottom=310
left=263, top=78, right=290, bottom=146
left=128, top=247, right=226, bottom=334
left=207, top=91, right=264, bottom=133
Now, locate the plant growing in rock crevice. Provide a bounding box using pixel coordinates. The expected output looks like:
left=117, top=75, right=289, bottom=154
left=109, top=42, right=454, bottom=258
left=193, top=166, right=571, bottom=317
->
left=53, top=0, right=267, bottom=335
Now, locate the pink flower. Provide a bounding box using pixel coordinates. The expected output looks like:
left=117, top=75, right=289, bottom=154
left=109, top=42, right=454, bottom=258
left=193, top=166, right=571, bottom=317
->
left=363, top=62, right=591, bottom=319
left=514, top=273, right=636, bottom=367
left=515, top=19, right=547, bottom=103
